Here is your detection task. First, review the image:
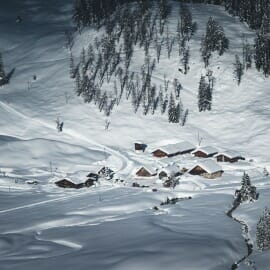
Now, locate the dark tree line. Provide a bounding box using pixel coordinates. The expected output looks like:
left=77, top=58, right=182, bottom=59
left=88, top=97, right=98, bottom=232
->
left=224, top=0, right=270, bottom=30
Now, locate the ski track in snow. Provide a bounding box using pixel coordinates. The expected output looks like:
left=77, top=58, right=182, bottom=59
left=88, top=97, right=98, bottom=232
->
left=0, top=100, right=132, bottom=174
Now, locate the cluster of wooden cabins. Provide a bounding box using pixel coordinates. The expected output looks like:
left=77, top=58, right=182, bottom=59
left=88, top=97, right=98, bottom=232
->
left=135, top=141, right=245, bottom=180
left=55, top=166, right=114, bottom=189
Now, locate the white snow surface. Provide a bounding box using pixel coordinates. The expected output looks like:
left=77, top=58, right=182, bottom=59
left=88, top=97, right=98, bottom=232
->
left=192, top=146, right=219, bottom=155
left=215, top=150, right=244, bottom=159
left=152, top=141, right=196, bottom=155
left=0, top=0, right=270, bottom=269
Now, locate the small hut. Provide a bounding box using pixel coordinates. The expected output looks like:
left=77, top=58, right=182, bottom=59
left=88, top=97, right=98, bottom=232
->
left=215, top=151, right=245, bottom=163
left=189, top=160, right=224, bottom=179
left=134, top=141, right=147, bottom=152
left=152, top=141, right=195, bottom=158
left=159, top=164, right=181, bottom=179
left=55, top=179, right=79, bottom=189
left=192, top=146, right=218, bottom=158
left=135, top=166, right=157, bottom=177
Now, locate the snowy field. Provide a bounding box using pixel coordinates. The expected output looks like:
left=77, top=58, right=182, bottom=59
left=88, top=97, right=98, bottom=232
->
left=0, top=0, right=270, bottom=269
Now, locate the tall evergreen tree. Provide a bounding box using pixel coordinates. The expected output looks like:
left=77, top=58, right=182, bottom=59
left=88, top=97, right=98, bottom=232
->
left=256, top=207, right=270, bottom=251
left=0, top=52, right=6, bottom=83
left=198, top=75, right=212, bottom=112
left=234, top=55, right=244, bottom=85
left=168, top=93, right=178, bottom=123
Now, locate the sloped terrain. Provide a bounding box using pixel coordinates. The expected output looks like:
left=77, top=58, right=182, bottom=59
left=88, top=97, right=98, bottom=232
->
left=0, top=1, right=270, bottom=269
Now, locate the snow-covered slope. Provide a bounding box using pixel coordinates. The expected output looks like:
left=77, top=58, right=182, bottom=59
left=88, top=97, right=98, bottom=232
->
left=0, top=1, right=269, bottom=269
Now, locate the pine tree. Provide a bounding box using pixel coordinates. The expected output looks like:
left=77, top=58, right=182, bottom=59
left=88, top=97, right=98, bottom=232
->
left=254, top=32, right=270, bottom=76
left=234, top=55, right=243, bottom=85
left=201, top=17, right=229, bottom=66
left=69, top=53, right=75, bottom=79
left=168, top=93, right=177, bottom=123
left=198, top=75, right=211, bottom=112
left=256, top=207, right=270, bottom=251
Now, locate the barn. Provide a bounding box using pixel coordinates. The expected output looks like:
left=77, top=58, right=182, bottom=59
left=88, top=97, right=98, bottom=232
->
left=152, top=141, right=195, bottom=158
left=215, top=151, right=245, bottom=163
left=135, top=166, right=157, bottom=177
left=158, top=164, right=181, bottom=179
left=189, top=160, right=224, bottom=179
left=192, top=146, right=219, bottom=158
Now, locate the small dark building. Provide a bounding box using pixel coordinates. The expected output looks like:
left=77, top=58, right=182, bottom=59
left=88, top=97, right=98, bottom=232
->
left=215, top=151, right=245, bottom=163
left=192, top=146, right=218, bottom=158
left=134, top=142, right=147, bottom=152
left=55, top=179, right=79, bottom=189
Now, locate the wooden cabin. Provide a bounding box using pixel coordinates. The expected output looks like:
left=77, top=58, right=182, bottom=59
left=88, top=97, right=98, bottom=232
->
left=134, top=141, right=147, bottom=152
left=192, top=146, right=218, bottom=158
left=55, top=179, right=80, bottom=189
left=136, top=166, right=157, bottom=177
left=189, top=160, right=224, bottom=179
left=215, top=151, right=245, bottom=163
left=159, top=164, right=181, bottom=179
left=152, top=141, right=195, bottom=158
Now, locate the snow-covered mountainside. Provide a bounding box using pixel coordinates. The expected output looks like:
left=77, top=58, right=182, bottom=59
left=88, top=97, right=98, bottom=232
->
left=0, top=0, right=269, bottom=269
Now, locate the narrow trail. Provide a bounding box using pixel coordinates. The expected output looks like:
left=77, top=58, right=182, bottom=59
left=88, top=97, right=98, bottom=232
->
left=226, top=199, right=256, bottom=270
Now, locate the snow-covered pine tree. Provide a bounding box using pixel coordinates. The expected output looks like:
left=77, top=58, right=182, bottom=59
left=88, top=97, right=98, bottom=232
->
left=237, top=172, right=258, bottom=202
left=182, top=47, right=190, bottom=74
left=256, top=207, right=270, bottom=251
left=198, top=75, right=211, bottom=112
left=69, top=52, right=75, bottom=79
left=201, top=17, right=229, bottom=66
left=234, top=55, right=243, bottom=85
left=242, top=38, right=253, bottom=70
left=254, top=31, right=270, bottom=76
left=168, top=93, right=177, bottom=123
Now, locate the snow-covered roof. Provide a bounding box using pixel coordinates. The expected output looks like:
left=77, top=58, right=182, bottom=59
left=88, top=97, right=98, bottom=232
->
left=136, top=165, right=157, bottom=175
left=190, top=159, right=223, bottom=174
left=192, top=146, right=219, bottom=155
left=159, top=164, right=180, bottom=176
left=215, top=150, right=242, bottom=159
left=154, top=141, right=195, bottom=155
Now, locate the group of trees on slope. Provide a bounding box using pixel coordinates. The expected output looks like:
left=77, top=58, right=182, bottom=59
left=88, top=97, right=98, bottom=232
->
left=183, top=0, right=270, bottom=76
left=71, top=1, right=197, bottom=123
